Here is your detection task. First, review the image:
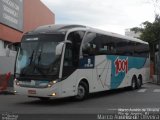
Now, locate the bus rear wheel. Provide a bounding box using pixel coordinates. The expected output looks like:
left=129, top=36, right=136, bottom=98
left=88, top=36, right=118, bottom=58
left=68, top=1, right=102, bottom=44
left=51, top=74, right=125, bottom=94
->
left=131, top=77, right=137, bottom=90
left=75, top=82, right=88, bottom=101
left=137, top=76, right=142, bottom=88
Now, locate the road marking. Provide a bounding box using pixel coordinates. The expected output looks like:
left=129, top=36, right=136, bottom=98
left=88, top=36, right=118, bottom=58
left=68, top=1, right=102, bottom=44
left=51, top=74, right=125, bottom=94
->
left=153, top=89, right=160, bottom=92
left=137, top=89, right=147, bottom=92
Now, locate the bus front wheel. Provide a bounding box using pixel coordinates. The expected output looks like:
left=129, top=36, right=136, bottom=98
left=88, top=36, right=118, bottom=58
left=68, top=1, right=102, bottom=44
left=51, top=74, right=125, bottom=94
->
left=75, top=81, right=88, bottom=101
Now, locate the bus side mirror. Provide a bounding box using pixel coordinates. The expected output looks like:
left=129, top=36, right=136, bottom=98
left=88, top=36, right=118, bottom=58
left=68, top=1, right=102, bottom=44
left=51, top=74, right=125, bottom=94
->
left=5, top=42, right=20, bottom=57
left=56, top=42, right=64, bottom=55
left=5, top=46, right=10, bottom=57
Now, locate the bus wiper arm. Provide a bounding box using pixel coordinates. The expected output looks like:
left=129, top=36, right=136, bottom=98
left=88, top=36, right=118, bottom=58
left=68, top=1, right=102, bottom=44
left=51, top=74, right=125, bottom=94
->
left=37, top=51, right=42, bottom=65
left=29, top=50, right=35, bottom=65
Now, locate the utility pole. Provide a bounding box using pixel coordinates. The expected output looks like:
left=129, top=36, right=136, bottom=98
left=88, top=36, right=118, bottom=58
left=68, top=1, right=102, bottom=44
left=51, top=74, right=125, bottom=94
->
left=158, top=39, right=160, bottom=84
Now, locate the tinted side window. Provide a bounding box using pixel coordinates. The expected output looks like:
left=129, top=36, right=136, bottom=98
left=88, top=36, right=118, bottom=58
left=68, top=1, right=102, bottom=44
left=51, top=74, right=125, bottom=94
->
left=125, top=41, right=134, bottom=56
left=82, top=32, right=97, bottom=56
left=134, top=42, right=149, bottom=57
left=67, top=31, right=85, bottom=66
left=115, top=39, right=134, bottom=56
left=116, top=39, right=127, bottom=55
left=82, top=33, right=116, bottom=55
left=83, top=33, right=149, bottom=57
left=95, top=35, right=116, bottom=55
left=63, top=44, right=73, bottom=67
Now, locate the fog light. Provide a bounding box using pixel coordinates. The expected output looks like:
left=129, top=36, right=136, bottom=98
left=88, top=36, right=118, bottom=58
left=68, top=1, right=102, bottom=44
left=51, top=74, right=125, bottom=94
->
left=51, top=93, right=56, bottom=96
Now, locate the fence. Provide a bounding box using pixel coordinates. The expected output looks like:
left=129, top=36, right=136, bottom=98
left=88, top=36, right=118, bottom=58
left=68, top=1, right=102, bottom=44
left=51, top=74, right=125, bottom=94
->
left=0, top=54, right=16, bottom=87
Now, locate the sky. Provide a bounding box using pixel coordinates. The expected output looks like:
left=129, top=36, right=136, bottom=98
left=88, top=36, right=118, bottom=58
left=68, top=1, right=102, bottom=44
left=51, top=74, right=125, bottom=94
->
left=41, top=0, right=158, bottom=35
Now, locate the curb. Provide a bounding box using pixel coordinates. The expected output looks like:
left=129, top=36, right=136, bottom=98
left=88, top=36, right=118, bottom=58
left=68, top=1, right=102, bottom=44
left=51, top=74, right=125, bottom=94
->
left=0, top=87, right=15, bottom=95
left=0, top=91, right=15, bottom=95
left=148, top=81, right=160, bottom=85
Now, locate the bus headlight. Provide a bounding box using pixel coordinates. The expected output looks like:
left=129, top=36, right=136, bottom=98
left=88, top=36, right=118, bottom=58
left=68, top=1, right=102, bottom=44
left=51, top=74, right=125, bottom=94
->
left=47, top=80, right=57, bottom=88
left=14, top=78, right=20, bottom=86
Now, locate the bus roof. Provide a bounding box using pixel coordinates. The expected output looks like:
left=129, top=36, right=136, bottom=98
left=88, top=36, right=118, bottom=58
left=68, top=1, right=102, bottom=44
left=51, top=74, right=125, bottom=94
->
left=27, top=24, right=148, bottom=45
left=27, top=24, right=86, bottom=34
left=89, top=27, right=148, bottom=44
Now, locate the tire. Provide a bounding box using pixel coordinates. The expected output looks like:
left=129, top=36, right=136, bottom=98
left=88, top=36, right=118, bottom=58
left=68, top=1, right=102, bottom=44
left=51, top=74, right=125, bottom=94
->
left=137, top=77, right=142, bottom=89
left=131, top=77, right=137, bottom=90
left=75, top=82, right=88, bottom=101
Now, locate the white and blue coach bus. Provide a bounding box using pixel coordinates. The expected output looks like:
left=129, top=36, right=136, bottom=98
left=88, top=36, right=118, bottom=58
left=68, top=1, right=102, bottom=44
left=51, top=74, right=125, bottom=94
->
left=14, top=25, right=150, bottom=100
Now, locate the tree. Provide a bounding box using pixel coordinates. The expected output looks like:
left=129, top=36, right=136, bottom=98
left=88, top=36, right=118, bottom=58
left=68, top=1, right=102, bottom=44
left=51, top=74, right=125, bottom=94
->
left=131, top=0, right=160, bottom=43
left=131, top=15, right=160, bottom=44
left=140, top=15, right=160, bottom=44
left=130, top=27, right=143, bottom=34
left=131, top=15, right=160, bottom=62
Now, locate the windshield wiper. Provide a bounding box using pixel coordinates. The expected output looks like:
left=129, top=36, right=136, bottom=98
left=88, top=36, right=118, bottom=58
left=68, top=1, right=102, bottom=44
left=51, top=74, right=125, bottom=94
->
left=37, top=51, right=42, bottom=65
left=29, top=50, right=35, bottom=65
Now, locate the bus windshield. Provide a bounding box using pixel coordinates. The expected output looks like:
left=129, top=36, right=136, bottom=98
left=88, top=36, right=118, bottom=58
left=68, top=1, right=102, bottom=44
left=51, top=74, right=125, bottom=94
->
left=15, top=34, right=65, bottom=79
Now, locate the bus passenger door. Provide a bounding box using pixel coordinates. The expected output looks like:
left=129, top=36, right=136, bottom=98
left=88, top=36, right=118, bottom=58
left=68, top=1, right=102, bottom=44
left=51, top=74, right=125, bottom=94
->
left=61, top=43, right=78, bottom=97
left=61, top=31, right=85, bottom=97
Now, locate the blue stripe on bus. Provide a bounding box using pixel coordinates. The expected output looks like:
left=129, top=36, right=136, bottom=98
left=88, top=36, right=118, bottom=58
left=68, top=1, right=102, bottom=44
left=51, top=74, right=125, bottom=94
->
left=107, top=55, right=146, bottom=89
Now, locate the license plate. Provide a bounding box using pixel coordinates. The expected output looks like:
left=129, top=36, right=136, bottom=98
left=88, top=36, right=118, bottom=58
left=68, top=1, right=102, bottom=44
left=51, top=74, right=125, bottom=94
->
left=28, top=90, right=36, bottom=94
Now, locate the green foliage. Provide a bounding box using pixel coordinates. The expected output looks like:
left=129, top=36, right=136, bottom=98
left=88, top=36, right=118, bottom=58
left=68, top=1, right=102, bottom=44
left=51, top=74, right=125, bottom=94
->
left=131, top=15, right=160, bottom=45
left=141, top=15, right=160, bottom=44
left=130, top=27, right=143, bottom=33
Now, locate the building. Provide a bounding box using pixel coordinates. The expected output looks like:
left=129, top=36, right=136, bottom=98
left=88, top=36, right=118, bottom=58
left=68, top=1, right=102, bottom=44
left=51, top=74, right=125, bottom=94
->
left=152, top=40, right=160, bottom=83
left=125, top=28, right=141, bottom=38
left=0, top=0, right=55, bottom=86
left=0, top=0, right=54, bottom=45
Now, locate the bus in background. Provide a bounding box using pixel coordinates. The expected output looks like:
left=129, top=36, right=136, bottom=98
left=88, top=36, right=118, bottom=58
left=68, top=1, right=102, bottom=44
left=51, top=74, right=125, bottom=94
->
left=14, top=24, right=150, bottom=100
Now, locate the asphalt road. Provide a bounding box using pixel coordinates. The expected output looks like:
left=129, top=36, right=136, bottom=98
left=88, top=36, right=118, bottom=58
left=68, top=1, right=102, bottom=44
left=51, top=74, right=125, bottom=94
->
left=0, top=83, right=160, bottom=119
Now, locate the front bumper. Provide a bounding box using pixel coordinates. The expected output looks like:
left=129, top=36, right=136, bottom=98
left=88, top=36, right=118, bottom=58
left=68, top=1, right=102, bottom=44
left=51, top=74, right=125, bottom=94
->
left=14, top=84, right=60, bottom=98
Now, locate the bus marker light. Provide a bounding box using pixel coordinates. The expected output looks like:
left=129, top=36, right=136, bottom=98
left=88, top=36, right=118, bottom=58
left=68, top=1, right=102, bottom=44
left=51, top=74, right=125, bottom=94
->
left=47, top=80, right=57, bottom=88
left=51, top=93, right=56, bottom=96
left=48, top=84, right=52, bottom=87
left=52, top=80, right=57, bottom=84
